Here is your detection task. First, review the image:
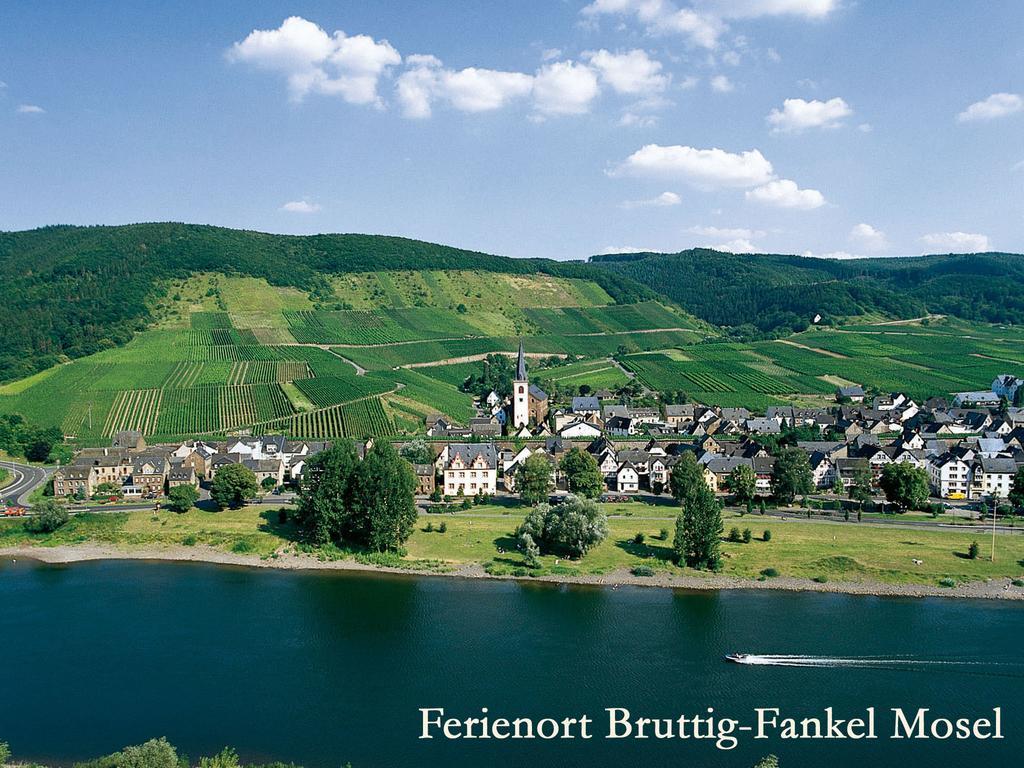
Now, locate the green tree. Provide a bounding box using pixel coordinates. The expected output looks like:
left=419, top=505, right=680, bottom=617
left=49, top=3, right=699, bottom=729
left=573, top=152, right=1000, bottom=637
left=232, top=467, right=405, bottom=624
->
left=0, top=741, right=10, bottom=765
left=1009, top=467, right=1024, bottom=511
left=558, top=448, right=605, bottom=499
left=878, top=463, right=930, bottom=512
left=670, top=452, right=706, bottom=508
left=771, top=447, right=813, bottom=505
left=295, top=441, right=360, bottom=545
left=92, top=481, right=123, bottom=498
left=210, top=463, right=260, bottom=510
left=727, top=464, right=757, bottom=503
left=752, top=756, right=780, bottom=768
left=165, top=484, right=199, bottom=513
left=198, top=747, right=240, bottom=768
left=261, top=475, right=277, bottom=491
left=348, top=441, right=418, bottom=552
left=399, top=438, right=435, bottom=465
left=25, top=498, right=69, bottom=533
left=517, top=453, right=553, bottom=505
left=849, top=464, right=874, bottom=507
left=830, top=474, right=845, bottom=496
left=515, top=494, right=608, bottom=557
left=673, top=483, right=723, bottom=570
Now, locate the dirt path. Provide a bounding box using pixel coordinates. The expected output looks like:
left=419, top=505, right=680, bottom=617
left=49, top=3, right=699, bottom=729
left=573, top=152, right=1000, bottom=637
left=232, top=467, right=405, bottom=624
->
left=401, top=352, right=566, bottom=369
left=774, top=338, right=847, bottom=359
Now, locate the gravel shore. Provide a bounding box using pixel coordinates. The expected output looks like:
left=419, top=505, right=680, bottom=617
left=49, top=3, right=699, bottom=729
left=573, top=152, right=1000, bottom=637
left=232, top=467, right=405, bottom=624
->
left=3, top=543, right=1022, bottom=600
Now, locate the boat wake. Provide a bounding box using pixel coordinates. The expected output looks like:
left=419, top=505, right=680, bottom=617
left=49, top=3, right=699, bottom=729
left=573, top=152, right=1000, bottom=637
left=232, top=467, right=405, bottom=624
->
left=728, top=654, right=1024, bottom=675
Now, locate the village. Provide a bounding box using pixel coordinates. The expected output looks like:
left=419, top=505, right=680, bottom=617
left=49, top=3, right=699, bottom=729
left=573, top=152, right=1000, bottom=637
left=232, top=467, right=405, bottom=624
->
left=47, top=342, right=1024, bottom=513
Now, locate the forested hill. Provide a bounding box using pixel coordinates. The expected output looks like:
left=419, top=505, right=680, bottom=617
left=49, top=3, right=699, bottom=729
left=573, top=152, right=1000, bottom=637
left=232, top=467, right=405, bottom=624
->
left=590, top=249, right=1024, bottom=336
left=0, top=223, right=655, bottom=381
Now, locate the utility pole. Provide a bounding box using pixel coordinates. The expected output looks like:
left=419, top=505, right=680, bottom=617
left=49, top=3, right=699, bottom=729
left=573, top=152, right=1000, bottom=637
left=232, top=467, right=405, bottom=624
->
left=991, top=495, right=997, bottom=563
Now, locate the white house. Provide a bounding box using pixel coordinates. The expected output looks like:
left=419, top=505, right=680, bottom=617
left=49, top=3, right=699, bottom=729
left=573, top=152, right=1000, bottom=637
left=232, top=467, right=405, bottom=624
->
left=442, top=443, right=498, bottom=496
left=615, top=463, right=640, bottom=493
left=928, top=453, right=972, bottom=498
left=970, top=457, right=1017, bottom=499
left=559, top=420, right=603, bottom=439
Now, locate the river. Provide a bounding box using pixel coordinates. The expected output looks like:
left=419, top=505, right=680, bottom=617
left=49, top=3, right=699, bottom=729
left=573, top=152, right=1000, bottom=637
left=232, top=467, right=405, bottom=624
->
left=0, top=557, right=1020, bottom=767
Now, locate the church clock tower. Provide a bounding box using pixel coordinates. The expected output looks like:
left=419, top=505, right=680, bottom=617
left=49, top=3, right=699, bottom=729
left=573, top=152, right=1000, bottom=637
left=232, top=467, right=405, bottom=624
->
left=512, top=339, right=529, bottom=429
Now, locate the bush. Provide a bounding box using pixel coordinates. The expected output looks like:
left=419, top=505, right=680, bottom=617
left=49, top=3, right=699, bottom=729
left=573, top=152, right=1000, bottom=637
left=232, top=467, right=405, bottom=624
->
left=631, top=565, right=655, bottom=577
left=968, top=541, right=980, bottom=560
left=762, top=529, right=772, bottom=542
left=0, top=741, right=10, bottom=765
left=727, top=526, right=742, bottom=542
left=812, top=575, right=828, bottom=583
left=181, top=534, right=198, bottom=546
left=277, top=508, right=288, bottom=525
left=659, top=527, right=669, bottom=540
left=761, top=567, right=779, bottom=578
left=231, top=539, right=255, bottom=554
left=438, top=521, right=447, bottom=533
left=633, top=532, right=645, bottom=545
left=424, top=521, right=434, bottom=533
left=24, top=499, right=70, bottom=533
left=938, top=577, right=957, bottom=588
left=1012, top=579, right=1024, bottom=587
left=742, top=528, right=752, bottom=543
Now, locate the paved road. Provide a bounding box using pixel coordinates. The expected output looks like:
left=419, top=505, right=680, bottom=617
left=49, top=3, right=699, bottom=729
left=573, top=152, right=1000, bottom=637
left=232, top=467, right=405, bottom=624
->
left=1, top=461, right=52, bottom=507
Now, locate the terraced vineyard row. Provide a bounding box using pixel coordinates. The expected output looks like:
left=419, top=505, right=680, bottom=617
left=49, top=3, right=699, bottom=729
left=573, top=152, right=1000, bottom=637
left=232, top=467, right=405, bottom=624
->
left=103, top=389, right=163, bottom=436
left=285, top=308, right=478, bottom=345
left=227, top=360, right=312, bottom=385
left=293, top=376, right=395, bottom=408
left=256, top=397, right=395, bottom=438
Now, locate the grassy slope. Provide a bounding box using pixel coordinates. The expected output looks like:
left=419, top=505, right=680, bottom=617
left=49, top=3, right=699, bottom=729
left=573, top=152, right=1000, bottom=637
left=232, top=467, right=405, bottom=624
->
left=3, top=504, right=1023, bottom=588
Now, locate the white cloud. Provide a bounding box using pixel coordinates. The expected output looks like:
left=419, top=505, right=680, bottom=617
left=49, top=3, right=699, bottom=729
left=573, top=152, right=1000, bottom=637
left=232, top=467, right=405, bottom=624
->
left=584, top=49, right=668, bottom=95
left=699, top=0, right=839, bottom=19
left=581, top=0, right=838, bottom=48
left=1013, top=160, right=1024, bottom=172
left=621, top=191, right=682, bottom=208
left=619, top=111, right=659, bottom=127
left=687, top=225, right=766, bottom=239
left=849, top=223, right=888, bottom=251
left=802, top=250, right=863, bottom=260
left=228, top=16, right=400, bottom=105
left=767, top=97, right=851, bottom=133
left=678, top=75, right=699, bottom=90
left=396, top=56, right=534, bottom=118
left=746, top=178, right=826, bottom=209
left=857, top=122, right=873, bottom=133
left=921, top=231, right=990, bottom=253
left=957, top=93, right=1023, bottom=123
left=281, top=200, right=322, bottom=213
left=600, top=245, right=661, bottom=254
left=766, top=48, right=782, bottom=63
left=713, top=238, right=757, bottom=253
left=533, top=60, right=601, bottom=116
left=16, top=104, right=45, bottom=114
left=710, top=74, right=734, bottom=93
left=541, top=48, right=563, bottom=62
left=612, top=144, right=775, bottom=188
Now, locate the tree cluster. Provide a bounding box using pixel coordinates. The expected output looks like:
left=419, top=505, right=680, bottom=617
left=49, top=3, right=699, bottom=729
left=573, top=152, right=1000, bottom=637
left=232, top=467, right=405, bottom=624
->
left=515, top=494, right=608, bottom=558
left=295, top=441, right=417, bottom=552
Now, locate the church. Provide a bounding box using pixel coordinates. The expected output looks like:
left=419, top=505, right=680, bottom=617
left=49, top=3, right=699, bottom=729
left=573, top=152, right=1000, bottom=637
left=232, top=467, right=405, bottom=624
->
left=510, top=340, right=549, bottom=432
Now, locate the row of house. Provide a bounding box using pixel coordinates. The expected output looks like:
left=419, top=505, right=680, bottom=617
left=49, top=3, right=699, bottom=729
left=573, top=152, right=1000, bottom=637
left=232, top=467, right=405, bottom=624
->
left=52, top=431, right=331, bottom=499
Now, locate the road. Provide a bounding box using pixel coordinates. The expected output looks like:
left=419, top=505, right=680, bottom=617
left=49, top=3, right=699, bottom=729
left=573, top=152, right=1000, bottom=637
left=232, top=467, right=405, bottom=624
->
left=1, top=461, right=53, bottom=507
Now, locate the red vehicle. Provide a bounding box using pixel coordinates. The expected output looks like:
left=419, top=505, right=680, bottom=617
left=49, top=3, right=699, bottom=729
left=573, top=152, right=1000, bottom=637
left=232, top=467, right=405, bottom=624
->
left=4, top=506, right=27, bottom=517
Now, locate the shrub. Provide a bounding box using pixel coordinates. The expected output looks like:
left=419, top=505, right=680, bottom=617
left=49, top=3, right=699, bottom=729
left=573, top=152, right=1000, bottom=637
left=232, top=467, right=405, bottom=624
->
left=727, top=527, right=742, bottom=543
left=231, top=539, right=255, bottom=554
left=968, top=541, right=980, bottom=560
left=742, top=528, right=752, bottom=543
left=1012, top=579, right=1024, bottom=587
left=633, top=532, right=645, bottom=545
left=659, top=527, right=669, bottom=540
left=277, top=508, right=288, bottom=525
left=812, top=575, right=828, bottom=584
left=631, top=565, right=655, bottom=577
left=761, top=567, right=779, bottom=578
left=24, top=499, right=70, bottom=534
left=0, top=741, right=10, bottom=765
left=938, top=577, right=957, bottom=588
left=181, top=534, right=198, bottom=546
left=438, top=521, right=447, bottom=533
left=512, top=567, right=529, bottom=577
left=425, top=521, right=434, bottom=533
left=762, top=529, right=772, bottom=542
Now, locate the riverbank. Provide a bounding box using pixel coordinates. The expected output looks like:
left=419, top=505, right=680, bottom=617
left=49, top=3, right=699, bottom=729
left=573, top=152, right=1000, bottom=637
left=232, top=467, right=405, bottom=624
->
left=3, top=542, right=1023, bottom=600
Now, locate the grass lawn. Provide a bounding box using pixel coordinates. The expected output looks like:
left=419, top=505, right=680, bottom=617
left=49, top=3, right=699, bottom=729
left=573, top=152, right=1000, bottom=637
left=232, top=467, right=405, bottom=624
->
left=5, top=500, right=1021, bottom=589
left=0, top=467, right=9, bottom=490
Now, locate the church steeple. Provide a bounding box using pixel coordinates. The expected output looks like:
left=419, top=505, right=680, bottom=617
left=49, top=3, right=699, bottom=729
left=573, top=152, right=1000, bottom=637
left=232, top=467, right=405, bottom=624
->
left=516, top=338, right=527, bottom=381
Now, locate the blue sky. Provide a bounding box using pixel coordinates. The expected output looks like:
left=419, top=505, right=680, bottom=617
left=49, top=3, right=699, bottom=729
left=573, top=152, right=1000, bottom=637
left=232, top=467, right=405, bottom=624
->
left=1, top=1, right=1022, bottom=260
